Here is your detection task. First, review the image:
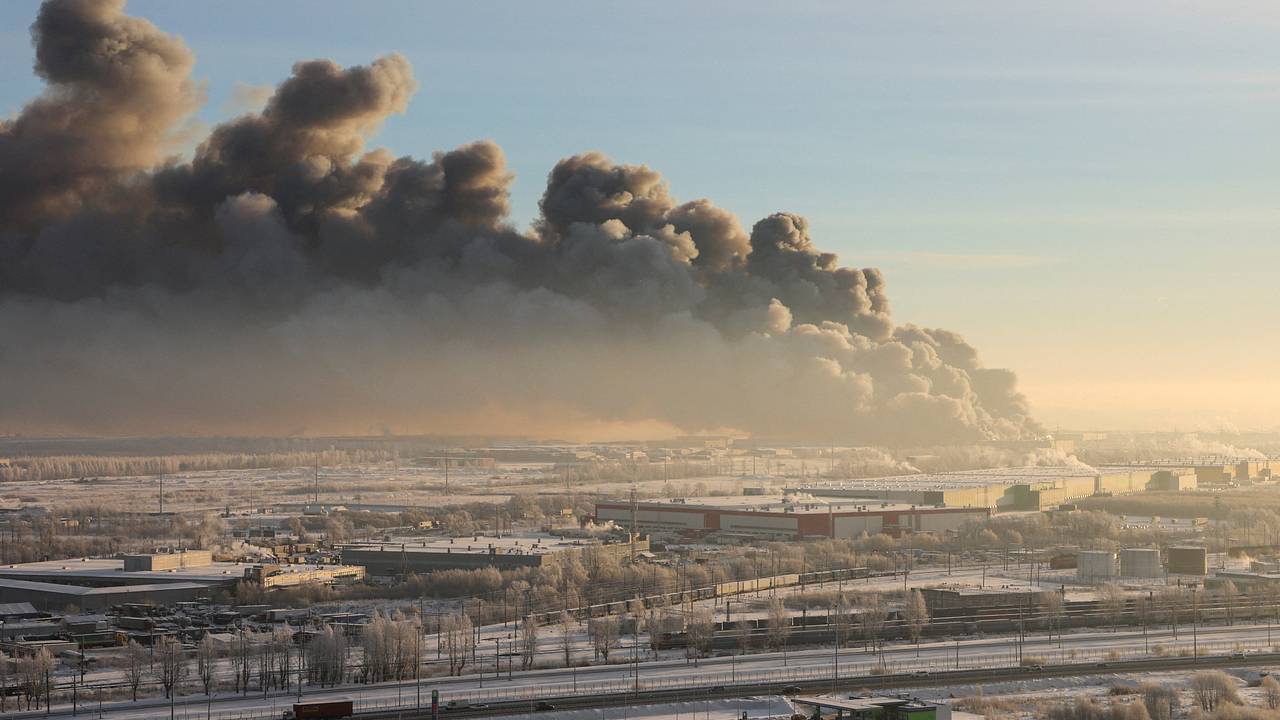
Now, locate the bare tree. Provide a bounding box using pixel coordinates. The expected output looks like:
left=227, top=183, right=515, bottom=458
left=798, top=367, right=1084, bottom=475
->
left=1140, top=682, right=1178, bottom=720
left=1217, top=580, right=1239, bottom=626
left=558, top=611, right=574, bottom=668
left=834, top=594, right=855, bottom=650
left=766, top=597, right=791, bottom=654
left=735, top=619, right=754, bottom=656
left=1190, top=670, right=1239, bottom=712
left=387, top=614, right=418, bottom=681
left=1158, top=586, right=1185, bottom=633
left=0, top=649, right=8, bottom=713
left=1264, top=675, right=1280, bottom=710
left=19, top=648, right=53, bottom=710
left=1039, top=591, right=1065, bottom=642
left=588, top=615, right=621, bottom=663
left=1097, top=583, right=1127, bottom=632
left=441, top=613, right=474, bottom=676
left=361, top=613, right=390, bottom=682
left=686, top=607, right=715, bottom=664
left=904, top=590, right=929, bottom=652
left=156, top=635, right=189, bottom=699
left=124, top=639, right=148, bottom=701
left=1134, top=594, right=1152, bottom=640
left=274, top=627, right=295, bottom=689
left=196, top=634, right=218, bottom=696
left=519, top=615, right=539, bottom=670
left=645, top=606, right=667, bottom=659
left=254, top=630, right=274, bottom=692
left=305, top=626, right=348, bottom=687
left=1263, top=582, right=1280, bottom=626
left=860, top=594, right=888, bottom=653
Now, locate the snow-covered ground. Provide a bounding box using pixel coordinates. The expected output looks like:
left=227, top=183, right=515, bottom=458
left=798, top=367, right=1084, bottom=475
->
left=488, top=695, right=796, bottom=720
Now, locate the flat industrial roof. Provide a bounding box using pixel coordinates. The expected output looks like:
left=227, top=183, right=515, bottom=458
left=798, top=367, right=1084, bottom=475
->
left=0, top=577, right=210, bottom=596
left=0, top=558, right=345, bottom=584
left=923, top=584, right=1041, bottom=597
left=790, top=465, right=1104, bottom=492
left=338, top=534, right=620, bottom=557
left=600, top=494, right=978, bottom=514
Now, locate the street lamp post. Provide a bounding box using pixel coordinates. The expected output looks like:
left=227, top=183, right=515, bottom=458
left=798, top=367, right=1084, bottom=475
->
left=1192, top=588, right=1199, bottom=661
left=492, top=638, right=501, bottom=683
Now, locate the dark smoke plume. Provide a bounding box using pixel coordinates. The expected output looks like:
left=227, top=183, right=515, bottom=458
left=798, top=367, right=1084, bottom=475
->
left=0, top=0, right=1041, bottom=442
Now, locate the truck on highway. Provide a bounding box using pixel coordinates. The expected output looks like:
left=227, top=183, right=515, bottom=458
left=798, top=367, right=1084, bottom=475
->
left=282, top=699, right=354, bottom=720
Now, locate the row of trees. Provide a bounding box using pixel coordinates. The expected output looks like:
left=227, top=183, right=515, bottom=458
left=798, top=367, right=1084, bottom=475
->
left=121, top=636, right=217, bottom=701
left=573, top=589, right=930, bottom=667
left=0, top=449, right=394, bottom=482
left=0, top=647, right=54, bottom=711
left=1047, top=580, right=1280, bottom=638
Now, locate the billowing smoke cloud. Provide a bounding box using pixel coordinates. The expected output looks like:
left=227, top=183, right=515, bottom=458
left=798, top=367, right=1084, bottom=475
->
left=0, top=0, right=1042, bottom=443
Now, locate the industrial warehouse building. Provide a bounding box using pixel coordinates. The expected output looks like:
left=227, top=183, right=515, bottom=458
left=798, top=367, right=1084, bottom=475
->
left=593, top=495, right=988, bottom=540
left=919, top=586, right=1041, bottom=612
left=0, top=550, right=364, bottom=609
left=0, top=578, right=210, bottom=612
left=1167, top=546, right=1209, bottom=575
left=338, top=534, right=645, bottom=576
left=789, top=464, right=1228, bottom=512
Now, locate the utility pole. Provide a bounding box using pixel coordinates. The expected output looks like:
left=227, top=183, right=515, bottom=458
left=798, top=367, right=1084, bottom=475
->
left=1192, top=588, right=1199, bottom=661
left=630, top=485, right=638, bottom=563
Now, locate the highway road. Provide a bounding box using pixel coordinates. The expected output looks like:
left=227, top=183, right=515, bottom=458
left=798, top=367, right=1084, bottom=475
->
left=18, top=619, right=1280, bottom=720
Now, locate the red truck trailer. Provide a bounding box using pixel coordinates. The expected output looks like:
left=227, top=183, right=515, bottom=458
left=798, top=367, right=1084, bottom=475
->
left=283, top=699, right=354, bottom=720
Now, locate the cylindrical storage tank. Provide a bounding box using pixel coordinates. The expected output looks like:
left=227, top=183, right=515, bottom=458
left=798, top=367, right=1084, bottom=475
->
left=1077, top=550, right=1116, bottom=581
left=1119, top=548, right=1161, bottom=578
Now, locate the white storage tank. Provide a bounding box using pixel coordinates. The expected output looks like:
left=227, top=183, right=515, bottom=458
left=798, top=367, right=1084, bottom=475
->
left=1077, top=550, right=1117, bottom=581
left=1120, top=548, right=1162, bottom=578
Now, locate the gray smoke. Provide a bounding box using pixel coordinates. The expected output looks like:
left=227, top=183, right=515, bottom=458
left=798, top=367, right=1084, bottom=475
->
left=0, top=0, right=1042, bottom=443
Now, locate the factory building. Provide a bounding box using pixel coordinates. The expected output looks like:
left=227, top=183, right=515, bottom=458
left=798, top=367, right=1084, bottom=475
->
left=0, top=551, right=364, bottom=598
left=338, top=535, right=644, bottom=576
left=1167, top=546, right=1209, bottom=575
left=1212, top=570, right=1280, bottom=591
left=1077, top=550, right=1117, bottom=581
left=594, top=495, right=988, bottom=540
left=1194, top=464, right=1233, bottom=486
left=791, top=465, right=1155, bottom=512
left=1119, top=548, right=1162, bottom=578
left=919, top=586, right=1042, bottom=612
left=123, top=549, right=213, bottom=571
left=0, top=578, right=209, bottom=613
left=1147, top=469, right=1197, bottom=492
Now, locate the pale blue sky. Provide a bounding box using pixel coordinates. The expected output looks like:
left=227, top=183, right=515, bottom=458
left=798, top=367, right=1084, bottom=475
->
left=4, top=1, right=1279, bottom=430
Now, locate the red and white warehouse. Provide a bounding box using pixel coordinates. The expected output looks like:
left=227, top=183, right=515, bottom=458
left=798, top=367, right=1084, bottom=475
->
left=594, top=495, right=989, bottom=540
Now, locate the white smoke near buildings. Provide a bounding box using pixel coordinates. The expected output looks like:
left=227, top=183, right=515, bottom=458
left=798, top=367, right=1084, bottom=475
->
left=908, top=445, right=1095, bottom=475
left=0, top=0, right=1043, bottom=444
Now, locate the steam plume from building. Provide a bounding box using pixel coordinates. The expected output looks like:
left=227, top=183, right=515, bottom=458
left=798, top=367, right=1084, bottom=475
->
left=0, top=0, right=1042, bottom=443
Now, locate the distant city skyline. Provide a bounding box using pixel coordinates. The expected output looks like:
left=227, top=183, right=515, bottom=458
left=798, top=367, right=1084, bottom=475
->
left=3, top=1, right=1278, bottom=433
